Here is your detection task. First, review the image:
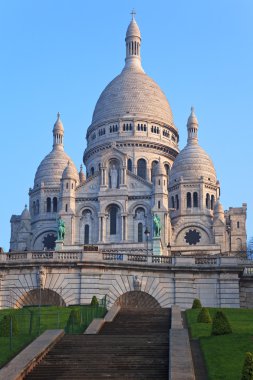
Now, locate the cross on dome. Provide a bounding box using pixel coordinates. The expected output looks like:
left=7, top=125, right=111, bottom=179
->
left=130, top=9, right=136, bottom=20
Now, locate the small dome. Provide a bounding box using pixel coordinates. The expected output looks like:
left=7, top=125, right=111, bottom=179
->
left=79, top=165, right=86, bottom=184
left=154, top=160, right=166, bottom=176
left=170, top=108, right=216, bottom=184
left=34, top=149, right=78, bottom=186
left=53, top=112, right=64, bottom=133
left=214, top=199, right=224, bottom=214
left=21, top=205, right=31, bottom=220
left=62, top=161, right=79, bottom=181
left=170, top=143, right=216, bottom=183
left=187, top=107, right=198, bottom=127
left=126, top=17, right=141, bottom=39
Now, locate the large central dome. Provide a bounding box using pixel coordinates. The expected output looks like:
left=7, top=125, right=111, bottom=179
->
left=92, top=70, right=174, bottom=127
left=90, top=15, right=174, bottom=129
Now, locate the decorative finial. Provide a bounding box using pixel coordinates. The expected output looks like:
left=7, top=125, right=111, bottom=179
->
left=80, top=164, right=83, bottom=171
left=191, top=106, right=194, bottom=113
left=130, top=9, right=136, bottom=20
left=57, top=112, right=60, bottom=119
left=25, top=204, right=27, bottom=209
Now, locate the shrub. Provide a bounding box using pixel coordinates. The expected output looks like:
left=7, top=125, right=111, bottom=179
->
left=66, top=309, right=81, bottom=332
left=241, top=352, right=253, bottom=380
left=211, top=311, right=232, bottom=335
left=197, top=307, right=212, bottom=323
left=0, top=314, right=19, bottom=336
left=90, top=296, right=99, bottom=307
left=192, top=298, right=202, bottom=309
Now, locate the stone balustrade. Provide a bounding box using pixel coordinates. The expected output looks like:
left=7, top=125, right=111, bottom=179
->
left=1, top=250, right=252, bottom=272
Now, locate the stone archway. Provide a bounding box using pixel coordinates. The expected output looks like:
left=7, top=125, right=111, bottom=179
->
left=16, top=288, right=66, bottom=308
left=115, top=291, right=161, bottom=309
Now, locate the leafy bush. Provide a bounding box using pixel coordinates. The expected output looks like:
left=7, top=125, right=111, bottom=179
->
left=66, top=310, right=81, bottom=332
left=211, top=311, right=232, bottom=336
left=90, top=296, right=99, bottom=306
left=192, top=298, right=202, bottom=309
left=241, top=352, right=253, bottom=380
left=197, top=307, right=212, bottom=323
left=0, top=314, right=19, bottom=336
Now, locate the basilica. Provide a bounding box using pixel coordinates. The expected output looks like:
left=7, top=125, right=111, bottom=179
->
left=10, top=15, right=247, bottom=256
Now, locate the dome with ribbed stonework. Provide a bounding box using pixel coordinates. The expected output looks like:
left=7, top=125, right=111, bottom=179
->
left=90, top=16, right=174, bottom=129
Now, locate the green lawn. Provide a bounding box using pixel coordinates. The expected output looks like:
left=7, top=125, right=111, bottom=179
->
left=0, top=305, right=107, bottom=368
left=186, top=308, right=253, bottom=380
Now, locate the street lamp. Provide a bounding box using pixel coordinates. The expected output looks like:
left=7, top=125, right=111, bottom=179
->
left=144, top=227, right=150, bottom=256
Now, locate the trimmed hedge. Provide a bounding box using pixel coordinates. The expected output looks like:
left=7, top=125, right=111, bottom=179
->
left=66, top=310, right=81, bottom=332
left=241, top=352, right=253, bottom=380
left=0, top=314, right=19, bottom=336
left=197, top=307, right=212, bottom=323
left=90, top=296, right=99, bottom=306
left=192, top=298, right=202, bottom=309
left=211, top=311, right=232, bottom=336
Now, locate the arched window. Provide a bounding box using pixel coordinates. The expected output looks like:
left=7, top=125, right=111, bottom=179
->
left=158, top=201, right=161, bottom=209
left=206, top=193, right=210, bottom=209
left=65, top=204, right=68, bottom=212
left=36, top=200, right=40, bottom=214
left=127, top=158, right=132, bottom=172
left=237, top=221, right=240, bottom=229
left=151, top=160, right=158, bottom=178
left=109, top=205, right=118, bottom=235
left=171, top=196, right=175, bottom=209
left=164, top=164, right=170, bottom=176
left=46, top=198, right=51, bottom=212
left=211, top=195, right=215, bottom=210
left=137, top=159, right=147, bottom=180
left=84, top=224, right=89, bottom=244
left=66, top=182, right=68, bottom=189
left=138, top=223, right=143, bottom=242
left=187, top=192, right=192, bottom=208
left=135, top=207, right=145, bottom=218
left=53, top=197, right=57, bottom=212
left=176, top=194, right=179, bottom=210
left=33, top=201, right=36, bottom=216
left=193, top=192, right=198, bottom=208
left=91, top=167, right=94, bottom=176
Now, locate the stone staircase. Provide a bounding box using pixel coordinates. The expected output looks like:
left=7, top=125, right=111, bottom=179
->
left=25, top=308, right=170, bottom=379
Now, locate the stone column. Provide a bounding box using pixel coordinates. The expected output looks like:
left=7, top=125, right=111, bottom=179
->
left=199, top=178, right=204, bottom=210
left=121, top=214, right=127, bottom=241
left=98, top=214, right=106, bottom=242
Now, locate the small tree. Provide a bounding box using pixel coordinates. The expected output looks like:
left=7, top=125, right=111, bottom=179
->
left=192, top=298, right=202, bottom=309
left=0, top=314, right=19, bottom=337
left=241, top=352, right=253, bottom=380
left=90, top=296, right=99, bottom=307
left=211, top=311, right=232, bottom=335
left=197, top=307, right=212, bottom=323
left=66, top=309, right=81, bottom=333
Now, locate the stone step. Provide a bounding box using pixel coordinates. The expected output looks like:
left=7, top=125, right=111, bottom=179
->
left=25, top=308, right=170, bottom=380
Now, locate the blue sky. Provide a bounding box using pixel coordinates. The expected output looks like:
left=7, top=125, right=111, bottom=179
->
left=0, top=0, right=252, bottom=251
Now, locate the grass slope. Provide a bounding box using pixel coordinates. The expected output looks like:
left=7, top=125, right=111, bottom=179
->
left=186, top=308, right=253, bottom=380
left=0, top=305, right=106, bottom=368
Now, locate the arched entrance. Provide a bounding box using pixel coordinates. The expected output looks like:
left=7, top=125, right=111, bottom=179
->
left=16, top=289, right=66, bottom=308
left=115, top=291, right=161, bottom=309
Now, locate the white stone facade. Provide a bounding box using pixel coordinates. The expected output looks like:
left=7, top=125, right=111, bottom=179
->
left=10, top=17, right=247, bottom=265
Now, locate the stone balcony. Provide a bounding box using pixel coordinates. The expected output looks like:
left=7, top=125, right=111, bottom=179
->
left=0, top=250, right=252, bottom=274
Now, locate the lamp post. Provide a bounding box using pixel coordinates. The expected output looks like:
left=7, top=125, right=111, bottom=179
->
left=144, top=227, right=150, bottom=257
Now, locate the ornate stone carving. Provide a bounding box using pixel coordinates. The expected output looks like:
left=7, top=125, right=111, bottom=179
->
left=37, top=266, right=46, bottom=289
left=133, top=275, right=142, bottom=291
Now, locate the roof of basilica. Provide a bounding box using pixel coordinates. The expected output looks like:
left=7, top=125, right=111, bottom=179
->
left=34, top=115, right=78, bottom=187
left=91, top=16, right=174, bottom=128
left=91, top=70, right=174, bottom=127
left=170, top=108, right=217, bottom=184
